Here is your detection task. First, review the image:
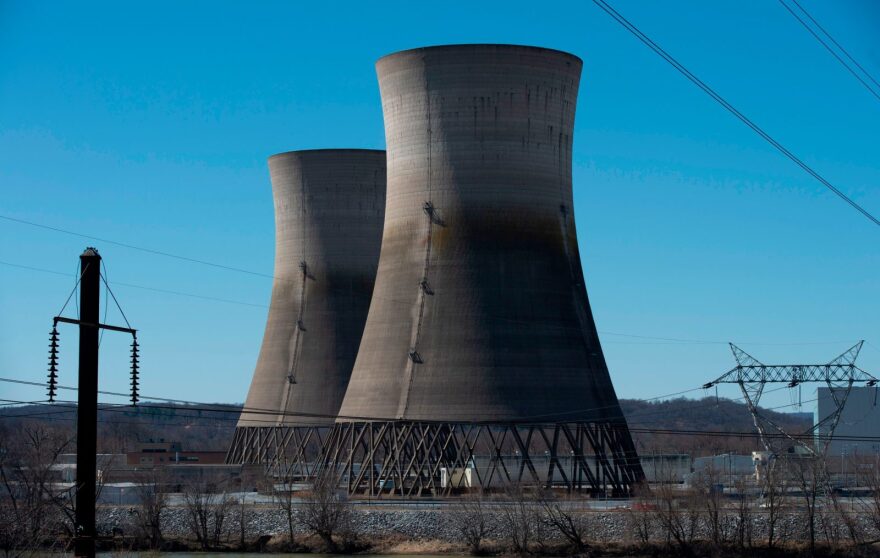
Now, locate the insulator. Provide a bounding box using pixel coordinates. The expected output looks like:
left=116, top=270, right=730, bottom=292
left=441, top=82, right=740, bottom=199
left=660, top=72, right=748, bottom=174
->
left=47, top=326, right=59, bottom=403
left=130, top=335, right=140, bottom=406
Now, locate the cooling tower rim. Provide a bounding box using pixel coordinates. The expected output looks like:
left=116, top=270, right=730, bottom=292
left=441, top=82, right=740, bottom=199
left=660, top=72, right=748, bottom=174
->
left=268, top=148, right=386, bottom=161
left=377, top=43, right=583, bottom=66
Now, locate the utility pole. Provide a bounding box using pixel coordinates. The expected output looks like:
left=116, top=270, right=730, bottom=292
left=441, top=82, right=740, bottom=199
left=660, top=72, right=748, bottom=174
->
left=47, top=247, right=137, bottom=558
left=74, top=247, right=100, bottom=558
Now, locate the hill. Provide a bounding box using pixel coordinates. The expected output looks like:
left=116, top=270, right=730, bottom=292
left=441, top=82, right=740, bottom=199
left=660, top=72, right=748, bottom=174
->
left=620, top=396, right=812, bottom=456
left=0, top=397, right=812, bottom=456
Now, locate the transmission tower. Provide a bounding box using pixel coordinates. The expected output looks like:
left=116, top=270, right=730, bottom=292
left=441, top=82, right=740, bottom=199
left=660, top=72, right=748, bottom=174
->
left=703, top=342, right=877, bottom=457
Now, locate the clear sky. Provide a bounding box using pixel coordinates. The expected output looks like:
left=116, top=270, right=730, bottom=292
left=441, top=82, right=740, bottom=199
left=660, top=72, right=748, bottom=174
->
left=1, top=0, right=878, bottom=413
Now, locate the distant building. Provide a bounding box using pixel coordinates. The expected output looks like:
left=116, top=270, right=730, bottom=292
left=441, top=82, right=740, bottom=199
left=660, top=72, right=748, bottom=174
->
left=639, top=454, right=692, bottom=483
left=126, top=439, right=225, bottom=468
left=817, top=386, right=880, bottom=457
left=692, top=453, right=755, bottom=486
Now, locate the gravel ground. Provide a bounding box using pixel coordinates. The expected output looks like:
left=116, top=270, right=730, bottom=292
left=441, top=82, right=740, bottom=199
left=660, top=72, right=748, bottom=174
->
left=96, top=504, right=880, bottom=546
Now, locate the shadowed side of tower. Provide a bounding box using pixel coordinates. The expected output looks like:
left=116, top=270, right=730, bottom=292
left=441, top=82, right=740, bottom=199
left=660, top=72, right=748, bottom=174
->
left=227, top=149, right=386, bottom=476
left=323, top=45, right=643, bottom=497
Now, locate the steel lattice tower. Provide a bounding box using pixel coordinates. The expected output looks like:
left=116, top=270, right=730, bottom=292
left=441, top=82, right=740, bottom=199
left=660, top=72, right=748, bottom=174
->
left=704, top=342, right=877, bottom=457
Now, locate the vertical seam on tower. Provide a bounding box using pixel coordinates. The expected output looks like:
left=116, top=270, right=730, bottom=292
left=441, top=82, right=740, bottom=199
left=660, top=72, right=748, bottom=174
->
left=278, top=166, right=309, bottom=425
left=398, top=89, right=434, bottom=420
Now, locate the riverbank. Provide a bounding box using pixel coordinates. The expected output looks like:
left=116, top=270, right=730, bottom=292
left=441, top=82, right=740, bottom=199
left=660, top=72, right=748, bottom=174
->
left=88, top=505, right=880, bottom=556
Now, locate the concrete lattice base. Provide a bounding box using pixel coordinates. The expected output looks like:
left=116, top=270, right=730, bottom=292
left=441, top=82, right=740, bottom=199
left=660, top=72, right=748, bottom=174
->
left=226, top=426, right=328, bottom=479
left=316, top=421, right=645, bottom=497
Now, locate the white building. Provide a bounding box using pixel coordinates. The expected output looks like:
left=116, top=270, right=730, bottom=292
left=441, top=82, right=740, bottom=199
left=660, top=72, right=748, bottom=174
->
left=816, top=386, right=880, bottom=457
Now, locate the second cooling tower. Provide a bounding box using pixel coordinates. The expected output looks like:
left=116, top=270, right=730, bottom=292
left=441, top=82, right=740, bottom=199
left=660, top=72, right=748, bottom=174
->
left=338, top=45, right=625, bottom=424
left=228, top=149, right=385, bottom=472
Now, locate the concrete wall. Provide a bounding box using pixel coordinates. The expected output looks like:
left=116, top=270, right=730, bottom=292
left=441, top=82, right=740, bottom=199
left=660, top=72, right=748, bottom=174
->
left=817, top=386, right=880, bottom=457
left=238, top=150, right=386, bottom=427
left=339, top=44, right=629, bottom=424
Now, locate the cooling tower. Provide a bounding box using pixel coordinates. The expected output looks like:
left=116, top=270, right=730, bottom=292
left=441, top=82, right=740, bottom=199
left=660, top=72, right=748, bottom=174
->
left=227, top=149, right=386, bottom=475
left=322, top=45, right=643, bottom=496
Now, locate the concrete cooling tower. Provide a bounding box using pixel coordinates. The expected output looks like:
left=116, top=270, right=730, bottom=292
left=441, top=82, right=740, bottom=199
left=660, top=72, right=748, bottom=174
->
left=320, top=45, right=644, bottom=496
left=227, top=149, right=386, bottom=477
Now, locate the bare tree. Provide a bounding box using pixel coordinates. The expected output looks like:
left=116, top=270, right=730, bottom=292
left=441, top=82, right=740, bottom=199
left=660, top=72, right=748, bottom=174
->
left=296, top=475, right=351, bottom=552
left=182, top=471, right=230, bottom=550
left=0, top=425, right=72, bottom=557
left=625, top=483, right=655, bottom=545
left=653, top=480, right=699, bottom=554
left=758, top=457, right=786, bottom=550
left=211, top=496, right=233, bottom=548
left=448, top=491, right=493, bottom=555
left=233, top=467, right=266, bottom=550
left=132, top=468, right=167, bottom=549
left=828, top=489, right=862, bottom=545
left=53, top=452, right=111, bottom=540
left=537, top=491, right=590, bottom=553
left=496, top=485, right=538, bottom=556
left=858, top=457, right=880, bottom=540
left=234, top=494, right=250, bottom=549
left=732, top=476, right=753, bottom=550
left=692, top=465, right=728, bottom=546
left=272, top=475, right=299, bottom=549
left=788, top=455, right=827, bottom=555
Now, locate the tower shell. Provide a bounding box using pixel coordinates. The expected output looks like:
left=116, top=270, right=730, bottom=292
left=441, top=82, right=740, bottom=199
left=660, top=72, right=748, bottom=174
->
left=237, top=149, right=386, bottom=428
left=337, top=44, right=624, bottom=424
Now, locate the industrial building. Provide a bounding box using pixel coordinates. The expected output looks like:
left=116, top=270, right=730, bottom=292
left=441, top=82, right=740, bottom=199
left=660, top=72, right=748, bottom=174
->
left=227, top=149, right=386, bottom=477
left=320, top=44, right=644, bottom=496
left=817, top=386, right=880, bottom=457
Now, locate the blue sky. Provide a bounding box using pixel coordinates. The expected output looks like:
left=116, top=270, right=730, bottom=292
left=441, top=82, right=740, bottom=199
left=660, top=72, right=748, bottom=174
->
left=1, top=0, right=878, bottom=413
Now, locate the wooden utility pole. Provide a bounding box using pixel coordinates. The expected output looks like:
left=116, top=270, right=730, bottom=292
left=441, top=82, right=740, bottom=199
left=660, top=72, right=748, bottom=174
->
left=74, top=247, right=100, bottom=558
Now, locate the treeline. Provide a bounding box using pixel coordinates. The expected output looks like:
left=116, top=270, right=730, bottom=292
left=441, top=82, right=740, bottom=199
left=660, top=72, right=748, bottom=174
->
left=0, top=396, right=812, bottom=455
left=621, top=396, right=812, bottom=456
left=0, top=403, right=238, bottom=453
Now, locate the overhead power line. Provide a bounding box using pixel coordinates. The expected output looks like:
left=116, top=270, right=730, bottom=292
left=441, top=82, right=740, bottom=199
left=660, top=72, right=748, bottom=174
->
left=592, top=0, right=880, bottom=228
left=0, top=374, right=828, bottom=427
left=0, top=374, right=700, bottom=423
left=2, top=395, right=876, bottom=444
left=0, top=260, right=268, bottom=309
left=0, top=214, right=274, bottom=278
left=779, top=0, right=880, bottom=101
left=2, top=258, right=859, bottom=349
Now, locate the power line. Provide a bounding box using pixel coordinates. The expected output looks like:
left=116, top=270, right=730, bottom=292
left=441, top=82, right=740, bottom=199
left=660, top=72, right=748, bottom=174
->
left=780, top=0, right=880, bottom=100
left=598, top=330, right=851, bottom=347
left=0, top=214, right=275, bottom=279
left=3, top=259, right=860, bottom=349
left=2, top=396, right=878, bottom=443
left=0, top=260, right=268, bottom=309
left=0, top=375, right=736, bottom=422
left=591, top=0, right=880, bottom=228
left=0, top=387, right=753, bottom=430
left=0, top=373, right=839, bottom=427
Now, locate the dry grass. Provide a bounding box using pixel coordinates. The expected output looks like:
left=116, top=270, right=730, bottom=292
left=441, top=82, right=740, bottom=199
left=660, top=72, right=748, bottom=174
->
left=369, top=533, right=470, bottom=555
